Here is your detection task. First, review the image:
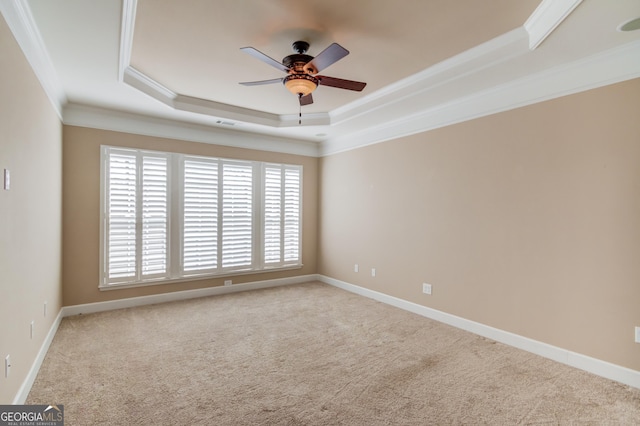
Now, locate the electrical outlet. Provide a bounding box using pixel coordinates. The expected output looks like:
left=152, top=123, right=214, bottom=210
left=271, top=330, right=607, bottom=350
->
left=422, top=283, right=432, bottom=295
left=224, top=280, right=232, bottom=286
left=371, top=268, right=376, bottom=277
left=635, top=327, right=640, bottom=343
left=354, top=264, right=359, bottom=273
left=5, top=355, right=10, bottom=378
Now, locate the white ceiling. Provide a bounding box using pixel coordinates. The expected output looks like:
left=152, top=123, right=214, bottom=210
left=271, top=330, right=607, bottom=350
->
left=2, top=0, right=640, bottom=156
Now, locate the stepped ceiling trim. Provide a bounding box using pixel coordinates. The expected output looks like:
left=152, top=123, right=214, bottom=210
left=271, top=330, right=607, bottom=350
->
left=3, top=0, right=640, bottom=156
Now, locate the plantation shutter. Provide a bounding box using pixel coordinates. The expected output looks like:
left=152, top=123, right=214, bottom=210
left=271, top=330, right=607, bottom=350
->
left=106, top=151, right=137, bottom=281
left=141, top=155, right=169, bottom=277
left=283, top=167, right=301, bottom=262
left=102, top=146, right=301, bottom=288
left=183, top=159, right=218, bottom=273
left=221, top=162, right=253, bottom=268
left=264, top=167, right=282, bottom=263
left=263, top=165, right=301, bottom=266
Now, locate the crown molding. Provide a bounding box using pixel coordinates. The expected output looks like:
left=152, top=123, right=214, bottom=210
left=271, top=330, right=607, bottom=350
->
left=525, top=0, right=583, bottom=50
left=320, top=39, right=640, bottom=156
left=63, top=103, right=320, bottom=157
left=330, top=27, right=529, bottom=124
left=119, top=0, right=137, bottom=82
left=0, top=0, right=66, bottom=118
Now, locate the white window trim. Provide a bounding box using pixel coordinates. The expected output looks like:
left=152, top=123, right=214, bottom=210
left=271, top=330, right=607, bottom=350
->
left=99, top=146, right=303, bottom=290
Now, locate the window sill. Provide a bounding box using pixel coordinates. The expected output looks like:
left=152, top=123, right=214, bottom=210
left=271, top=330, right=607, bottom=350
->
left=99, top=264, right=303, bottom=291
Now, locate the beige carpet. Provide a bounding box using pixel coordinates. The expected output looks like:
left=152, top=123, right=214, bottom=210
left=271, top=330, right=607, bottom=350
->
left=27, top=282, right=640, bottom=425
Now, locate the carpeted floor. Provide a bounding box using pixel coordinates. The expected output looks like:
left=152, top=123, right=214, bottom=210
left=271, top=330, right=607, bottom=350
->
left=27, top=282, right=640, bottom=425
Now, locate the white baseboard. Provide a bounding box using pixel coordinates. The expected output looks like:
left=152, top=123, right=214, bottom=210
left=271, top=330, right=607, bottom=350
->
left=13, top=309, right=64, bottom=404
left=17, top=273, right=637, bottom=404
left=319, top=275, right=640, bottom=390
left=62, top=274, right=320, bottom=317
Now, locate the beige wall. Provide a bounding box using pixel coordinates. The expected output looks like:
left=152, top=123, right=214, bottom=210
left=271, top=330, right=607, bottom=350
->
left=319, top=78, right=640, bottom=372
left=62, top=126, right=318, bottom=306
left=0, top=16, right=63, bottom=403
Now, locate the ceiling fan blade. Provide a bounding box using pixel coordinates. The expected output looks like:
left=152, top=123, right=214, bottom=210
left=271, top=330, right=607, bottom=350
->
left=240, top=47, right=290, bottom=72
left=299, top=93, right=313, bottom=106
left=305, top=43, right=349, bottom=73
left=239, top=78, right=283, bottom=86
left=317, top=76, right=367, bottom=91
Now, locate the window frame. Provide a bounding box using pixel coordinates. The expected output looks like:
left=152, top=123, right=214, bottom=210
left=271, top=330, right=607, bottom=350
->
left=99, top=146, right=303, bottom=290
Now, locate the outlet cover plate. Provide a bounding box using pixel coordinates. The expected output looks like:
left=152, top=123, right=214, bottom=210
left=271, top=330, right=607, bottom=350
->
left=3, top=169, right=9, bottom=190
left=635, top=327, right=640, bottom=343
left=423, top=283, right=432, bottom=295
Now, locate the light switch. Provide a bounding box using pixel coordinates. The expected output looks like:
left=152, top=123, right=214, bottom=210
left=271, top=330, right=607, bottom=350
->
left=3, top=169, right=9, bottom=190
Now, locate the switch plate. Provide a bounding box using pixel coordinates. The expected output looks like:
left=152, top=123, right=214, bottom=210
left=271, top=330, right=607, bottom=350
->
left=354, top=264, right=359, bottom=273
left=44, top=301, right=47, bottom=317
left=30, top=321, right=34, bottom=339
left=5, top=355, right=10, bottom=378
left=422, top=283, right=432, bottom=295
left=224, top=280, right=232, bottom=286
left=635, top=327, right=640, bottom=343
left=3, top=169, right=9, bottom=190
left=371, top=268, right=376, bottom=277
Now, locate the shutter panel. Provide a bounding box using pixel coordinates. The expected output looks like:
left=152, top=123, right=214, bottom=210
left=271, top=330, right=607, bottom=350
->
left=264, top=167, right=282, bottom=264
left=183, top=159, right=218, bottom=272
left=106, top=152, right=137, bottom=280
left=141, top=155, right=168, bottom=276
left=221, top=162, right=253, bottom=268
left=283, top=167, right=301, bottom=262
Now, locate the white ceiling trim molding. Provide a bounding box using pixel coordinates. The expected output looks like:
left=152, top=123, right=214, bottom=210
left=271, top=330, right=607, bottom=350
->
left=123, top=64, right=332, bottom=128
left=63, top=103, right=320, bottom=157
left=320, top=39, right=640, bottom=157
left=329, top=27, right=529, bottom=127
left=0, top=0, right=66, bottom=118
left=525, top=0, right=583, bottom=50
left=118, top=0, right=137, bottom=82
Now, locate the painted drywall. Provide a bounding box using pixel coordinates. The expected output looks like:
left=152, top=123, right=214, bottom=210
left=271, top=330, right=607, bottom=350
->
left=0, top=15, right=63, bottom=403
left=319, top=78, right=640, bottom=372
left=62, top=126, right=318, bottom=306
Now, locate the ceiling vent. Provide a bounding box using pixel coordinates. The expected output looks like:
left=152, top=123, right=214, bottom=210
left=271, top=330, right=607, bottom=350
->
left=618, top=17, right=640, bottom=32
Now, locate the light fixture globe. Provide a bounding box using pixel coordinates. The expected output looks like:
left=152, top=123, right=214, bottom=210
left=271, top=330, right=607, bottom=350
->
left=283, top=74, right=318, bottom=96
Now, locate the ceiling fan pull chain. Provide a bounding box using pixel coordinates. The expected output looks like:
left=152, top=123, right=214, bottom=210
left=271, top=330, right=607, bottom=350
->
left=298, top=94, right=302, bottom=125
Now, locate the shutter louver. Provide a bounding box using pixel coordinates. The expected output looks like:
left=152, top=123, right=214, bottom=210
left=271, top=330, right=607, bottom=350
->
left=107, top=152, right=137, bottom=279
left=222, top=163, right=253, bottom=268
left=183, top=159, right=218, bottom=272
left=142, top=156, right=168, bottom=276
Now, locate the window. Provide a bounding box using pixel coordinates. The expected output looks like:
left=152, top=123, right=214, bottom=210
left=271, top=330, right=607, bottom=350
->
left=100, top=146, right=302, bottom=288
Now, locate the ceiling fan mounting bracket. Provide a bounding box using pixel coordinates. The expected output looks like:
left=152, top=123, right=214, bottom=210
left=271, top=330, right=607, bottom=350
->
left=291, top=40, right=310, bottom=54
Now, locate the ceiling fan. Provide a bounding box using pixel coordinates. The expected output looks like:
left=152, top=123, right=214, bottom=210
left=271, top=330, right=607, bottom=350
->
left=239, top=41, right=367, bottom=107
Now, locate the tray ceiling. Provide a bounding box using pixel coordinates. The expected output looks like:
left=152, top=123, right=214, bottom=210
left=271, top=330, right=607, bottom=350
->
left=3, top=0, right=640, bottom=155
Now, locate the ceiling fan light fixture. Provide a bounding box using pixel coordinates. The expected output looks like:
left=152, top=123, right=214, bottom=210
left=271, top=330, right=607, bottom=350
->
left=283, top=74, right=318, bottom=96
